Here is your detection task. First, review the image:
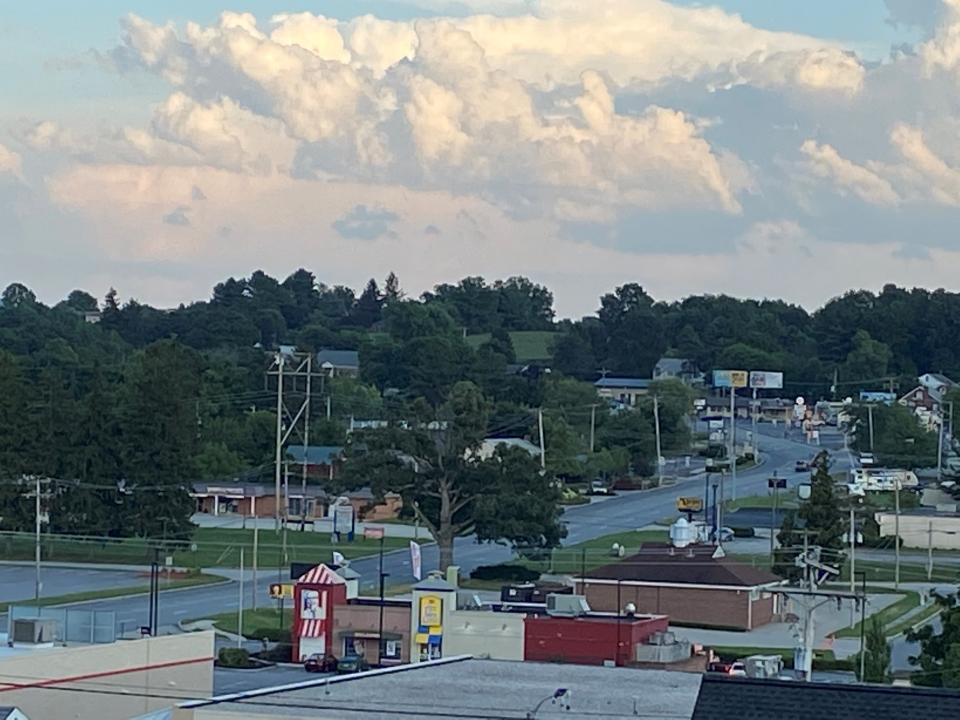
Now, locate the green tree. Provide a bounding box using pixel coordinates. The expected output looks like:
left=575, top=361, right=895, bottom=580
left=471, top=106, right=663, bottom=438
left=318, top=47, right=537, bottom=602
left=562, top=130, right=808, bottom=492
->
left=342, top=381, right=563, bottom=570
left=909, top=592, right=960, bottom=687
left=844, top=330, right=892, bottom=383
left=856, top=616, right=891, bottom=683
left=775, top=452, right=844, bottom=579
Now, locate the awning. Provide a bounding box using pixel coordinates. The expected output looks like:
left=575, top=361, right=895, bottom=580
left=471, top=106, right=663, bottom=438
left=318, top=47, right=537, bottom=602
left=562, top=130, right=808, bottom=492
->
left=338, top=630, right=403, bottom=640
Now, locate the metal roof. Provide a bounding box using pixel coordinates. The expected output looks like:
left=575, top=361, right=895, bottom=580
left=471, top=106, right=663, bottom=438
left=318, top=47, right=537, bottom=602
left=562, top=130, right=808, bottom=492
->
left=594, top=377, right=652, bottom=389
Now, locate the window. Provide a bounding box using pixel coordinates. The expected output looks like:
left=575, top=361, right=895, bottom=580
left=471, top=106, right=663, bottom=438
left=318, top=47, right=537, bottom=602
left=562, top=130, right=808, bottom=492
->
left=382, top=639, right=400, bottom=660
left=343, top=637, right=367, bottom=656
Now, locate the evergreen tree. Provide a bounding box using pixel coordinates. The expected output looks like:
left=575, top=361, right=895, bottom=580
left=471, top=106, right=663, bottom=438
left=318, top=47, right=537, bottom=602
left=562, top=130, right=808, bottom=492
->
left=856, top=616, right=891, bottom=683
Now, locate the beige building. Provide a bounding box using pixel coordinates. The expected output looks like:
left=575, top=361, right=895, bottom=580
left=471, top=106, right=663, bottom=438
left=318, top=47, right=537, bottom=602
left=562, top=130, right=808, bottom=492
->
left=0, top=631, right=214, bottom=720
left=876, top=510, right=960, bottom=549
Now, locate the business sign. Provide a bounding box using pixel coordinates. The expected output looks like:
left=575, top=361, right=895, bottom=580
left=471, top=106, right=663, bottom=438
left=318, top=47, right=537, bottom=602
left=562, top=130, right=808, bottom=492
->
left=269, top=583, right=294, bottom=599
left=713, top=370, right=748, bottom=388
left=676, top=497, right=703, bottom=513
left=749, top=371, right=784, bottom=389
left=333, top=498, right=355, bottom=536
left=419, top=595, right=442, bottom=627
left=363, top=526, right=385, bottom=540
left=859, top=391, right=896, bottom=405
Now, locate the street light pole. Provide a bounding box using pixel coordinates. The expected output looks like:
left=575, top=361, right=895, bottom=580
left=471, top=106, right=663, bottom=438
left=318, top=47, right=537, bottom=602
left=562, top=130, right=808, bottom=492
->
left=858, top=571, right=867, bottom=682
left=34, top=476, right=41, bottom=602
left=653, top=395, right=663, bottom=487
left=894, top=481, right=901, bottom=590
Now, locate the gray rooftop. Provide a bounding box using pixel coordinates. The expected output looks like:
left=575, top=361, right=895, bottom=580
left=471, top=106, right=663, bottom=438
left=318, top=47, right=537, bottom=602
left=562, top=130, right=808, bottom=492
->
left=185, top=657, right=703, bottom=719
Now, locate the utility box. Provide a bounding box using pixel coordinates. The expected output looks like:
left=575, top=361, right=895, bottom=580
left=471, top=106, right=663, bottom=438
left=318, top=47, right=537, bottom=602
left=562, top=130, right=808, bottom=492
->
left=12, top=618, right=58, bottom=648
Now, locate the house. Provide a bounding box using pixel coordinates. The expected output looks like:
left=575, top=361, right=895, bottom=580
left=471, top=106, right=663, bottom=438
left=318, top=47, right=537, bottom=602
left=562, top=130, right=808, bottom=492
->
left=574, top=544, right=785, bottom=630
left=594, top=377, right=652, bottom=407
left=654, top=357, right=704, bottom=386
left=285, top=445, right=344, bottom=479
left=190, top=482, right=401, bottom=523
left=316, top=349, right=360, bottom=376
left=901, top=372, right=957, bottom=416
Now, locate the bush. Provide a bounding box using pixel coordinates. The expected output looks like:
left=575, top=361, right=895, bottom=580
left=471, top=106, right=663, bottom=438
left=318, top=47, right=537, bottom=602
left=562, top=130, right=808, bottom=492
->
left=252, top=644, right=293, bottom=663
left=217, top=648, right=253, bottom=668
left=731, top=527, right=755, bottom=538
left=470, top=564, right=540, bottom=582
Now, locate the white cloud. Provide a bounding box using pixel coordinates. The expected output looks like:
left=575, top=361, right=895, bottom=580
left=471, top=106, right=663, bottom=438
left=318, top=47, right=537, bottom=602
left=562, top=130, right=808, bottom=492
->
left=888, top=122, right=960, bottom=205
left=0, top=143, right=22, bottom=179
left=800, top=140, right=900, bottom=206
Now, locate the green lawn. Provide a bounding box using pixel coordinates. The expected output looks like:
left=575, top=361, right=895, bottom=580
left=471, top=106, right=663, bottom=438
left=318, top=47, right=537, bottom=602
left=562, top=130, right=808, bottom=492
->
left=885, top=600, right=943, bottom=637
left=0, top=573, right=224, bottom=613
left=195, top=608, right=291, bottom=642
left=465, top=331, right=560, bottom=361
left=833, top=590, right=920, bottom=638
left=516, top=529, right=669, bottom=575
left=840, top=560, right=959, bottom=584
left=724, top=492, right=798, bottom=512
left=0, top=528, right=409, bottom=570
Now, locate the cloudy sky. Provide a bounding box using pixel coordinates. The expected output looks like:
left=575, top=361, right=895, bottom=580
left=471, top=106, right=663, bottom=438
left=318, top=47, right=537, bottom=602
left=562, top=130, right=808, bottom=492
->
left=2, top=0, right=960, bottom=316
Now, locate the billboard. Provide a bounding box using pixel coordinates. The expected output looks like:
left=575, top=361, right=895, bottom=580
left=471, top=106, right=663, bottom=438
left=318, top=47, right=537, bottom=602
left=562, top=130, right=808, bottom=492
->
left=419, top=596, right=442, bottom=627
left=749, top=371, right=784, bottom=389
left=713, top=370, right=748, bottom=388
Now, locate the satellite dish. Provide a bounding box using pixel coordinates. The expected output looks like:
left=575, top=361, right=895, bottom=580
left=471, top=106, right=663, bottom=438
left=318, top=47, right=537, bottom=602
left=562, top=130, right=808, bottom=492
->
left=798, top=483, right=812, bottom=500
left=796, top=396, right=806, bottom=406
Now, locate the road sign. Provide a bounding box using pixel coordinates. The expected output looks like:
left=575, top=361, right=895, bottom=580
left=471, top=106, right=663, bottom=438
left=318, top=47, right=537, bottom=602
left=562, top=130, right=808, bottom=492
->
left=713, top=370, right=748, bottom=388
left=768, top=476, right=787, bottom=489
left=269, top=583, right=294, bottom=599
left=363, top=526, right=385, bottom=540
left=677, top=497, right=703, bottom=512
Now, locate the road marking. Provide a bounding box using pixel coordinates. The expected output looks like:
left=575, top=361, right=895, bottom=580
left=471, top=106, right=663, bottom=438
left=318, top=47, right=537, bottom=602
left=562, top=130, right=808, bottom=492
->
left=174, top=610, right=189, bottom=616
left=120, top=617, right=137, bottom=624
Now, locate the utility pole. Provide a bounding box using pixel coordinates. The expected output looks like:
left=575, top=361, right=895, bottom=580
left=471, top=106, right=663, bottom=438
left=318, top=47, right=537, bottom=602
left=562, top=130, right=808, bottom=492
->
left=867, top=405, right=875, bottom=452
left=927, top=521, right=933, bottom=582
left=252, top=517, right=259, bottom=611
left=301, top=354, right=312, bottom=533
left=273, top=353, right=285, bottom=532
left=34, top=476, right=42, bottom=602
left=894, top=480, right=901, bottom=590
left=937, top=408, right=945, bottom=486
left=653, top=395, right=663, bottom=486
left=729, top=388, right=737, bottom=502
left=589, top=404, right=597, bottom=454
left=752, top=387, right=760, bottom=463
left=238, top=547, right=245, bottom=648
left=282, top=463, right=290, bottom=566
left=849, top=505, right=856, bottom=594
left=538, top=408, right=546, bottom=471
left=268, top=351, right=320, bottom=534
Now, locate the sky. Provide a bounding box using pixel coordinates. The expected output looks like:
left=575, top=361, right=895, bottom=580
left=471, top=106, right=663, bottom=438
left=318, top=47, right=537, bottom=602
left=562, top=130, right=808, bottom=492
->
left=2, top=0, right=960, bottom=317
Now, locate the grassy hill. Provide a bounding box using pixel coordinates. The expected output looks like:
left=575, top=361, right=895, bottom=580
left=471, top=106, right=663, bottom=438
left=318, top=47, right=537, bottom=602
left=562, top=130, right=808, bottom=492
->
left=465, top=330, right=560, bottom=361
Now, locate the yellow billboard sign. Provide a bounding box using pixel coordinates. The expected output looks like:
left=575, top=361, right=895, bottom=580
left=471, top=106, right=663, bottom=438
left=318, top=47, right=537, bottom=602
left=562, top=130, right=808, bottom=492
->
left=677, top=497, right=703, bottom=513
left=419, top=596, right=442, bottom=627
left=713, top=370, right=748, bottom=388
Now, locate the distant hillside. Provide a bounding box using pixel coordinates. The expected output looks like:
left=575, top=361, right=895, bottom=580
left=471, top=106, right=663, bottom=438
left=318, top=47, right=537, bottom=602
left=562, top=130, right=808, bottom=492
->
left=466, top=330, right=560, bottom=362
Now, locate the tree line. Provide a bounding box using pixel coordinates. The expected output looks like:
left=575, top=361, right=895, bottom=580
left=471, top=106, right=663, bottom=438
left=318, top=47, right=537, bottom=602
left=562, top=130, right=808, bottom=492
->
left=2, top=271, right=960, bottom=558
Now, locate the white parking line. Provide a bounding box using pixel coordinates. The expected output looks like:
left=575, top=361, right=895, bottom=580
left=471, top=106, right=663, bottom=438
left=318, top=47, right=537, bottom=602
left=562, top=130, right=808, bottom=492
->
left=174, top=610, right=189, bottom=616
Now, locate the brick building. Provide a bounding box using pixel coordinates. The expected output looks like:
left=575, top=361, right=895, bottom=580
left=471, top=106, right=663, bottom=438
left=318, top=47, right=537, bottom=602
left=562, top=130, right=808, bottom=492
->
left=524, top=614, right=669, bottom=667
left=575, top=545, right=784, bottom=631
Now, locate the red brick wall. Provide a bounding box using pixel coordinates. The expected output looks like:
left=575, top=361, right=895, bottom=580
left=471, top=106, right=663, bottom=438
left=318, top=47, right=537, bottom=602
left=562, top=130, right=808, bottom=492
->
left=524, top=615, right=669, bottom=666
left=577, top=582, right=762, bottom=630
left=331, top=604, right=411, bottom=663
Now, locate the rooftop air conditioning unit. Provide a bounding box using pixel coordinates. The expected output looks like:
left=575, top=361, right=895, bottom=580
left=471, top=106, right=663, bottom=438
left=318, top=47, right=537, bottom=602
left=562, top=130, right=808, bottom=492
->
left=546, top=594, right=590, bottom=617
left=11, top=618, right=58, bottom=647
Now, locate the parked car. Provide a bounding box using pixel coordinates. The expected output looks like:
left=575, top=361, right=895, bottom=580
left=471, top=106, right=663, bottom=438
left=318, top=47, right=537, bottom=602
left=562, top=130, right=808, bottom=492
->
left=710, top=527, right=734, bottom=543
left=707, top=660, right=747, bottom=676
left=336, top=654, right=370, bottom=674
left=795, top=459, right=810, bottom=472
left=304, top=653, right=337, bottom=673
left=590, top=479, right=613, bottom=495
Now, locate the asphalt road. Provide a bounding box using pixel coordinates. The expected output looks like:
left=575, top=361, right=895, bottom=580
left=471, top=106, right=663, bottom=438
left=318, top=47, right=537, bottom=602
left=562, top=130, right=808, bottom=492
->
left=31, top=426, right=828, bottom=632
left=0, top=566, right=145, bottom=603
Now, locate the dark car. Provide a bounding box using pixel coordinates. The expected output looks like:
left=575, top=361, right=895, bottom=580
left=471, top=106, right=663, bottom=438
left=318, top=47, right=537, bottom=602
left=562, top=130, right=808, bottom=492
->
left=795, top=459, right=810, bottom=472
left=336, top=654, right=370, bottom=674
left=304, top=653, right=337, bottom=673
